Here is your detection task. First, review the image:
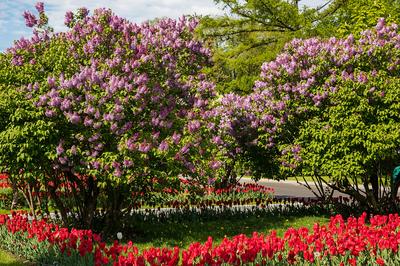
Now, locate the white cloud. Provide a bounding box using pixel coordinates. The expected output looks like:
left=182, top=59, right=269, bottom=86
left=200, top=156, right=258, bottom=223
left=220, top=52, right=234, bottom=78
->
left=0, top=2, right=5, bottom=30
left=300, top=0, right=328, bottom=8
left=0, top=0, right=225, bottom=50
left=7, top=0, right=224, bottom=32
left=0, top=0, right=327, bottom=50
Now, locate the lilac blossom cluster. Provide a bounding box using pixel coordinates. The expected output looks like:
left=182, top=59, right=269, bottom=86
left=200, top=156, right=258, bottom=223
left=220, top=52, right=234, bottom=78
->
left=10, top=5, right=218, bottom=182
left=215, top=18, right=400, bottom=171
left=8, top=3, right=51, bottom=66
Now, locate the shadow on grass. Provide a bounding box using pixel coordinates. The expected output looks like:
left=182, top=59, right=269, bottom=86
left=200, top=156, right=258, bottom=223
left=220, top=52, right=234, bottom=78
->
left=0, top=262, right=25, bottom=266
left=127, top=211, right=330, bottom=249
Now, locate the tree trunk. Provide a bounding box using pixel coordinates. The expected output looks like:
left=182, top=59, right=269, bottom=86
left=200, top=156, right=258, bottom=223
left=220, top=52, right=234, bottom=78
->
left=370, top=174, right=379, bottom=202
left=328, top=181, right=369, bottom=208
left=47, top=185, right=69, bottom=227
left=363, top=174, right=379, bottom=211
left=63, top=171, right=100, bottom=229
left=81, top=175, right=99, bottom=229
left=103, top=184, right=126, bottom=235
left=10, top=182, right=19, bottom=209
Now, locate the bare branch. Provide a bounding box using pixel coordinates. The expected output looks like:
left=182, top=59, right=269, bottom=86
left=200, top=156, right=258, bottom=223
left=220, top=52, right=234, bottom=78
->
left=314, top=0, right=333, bottom=12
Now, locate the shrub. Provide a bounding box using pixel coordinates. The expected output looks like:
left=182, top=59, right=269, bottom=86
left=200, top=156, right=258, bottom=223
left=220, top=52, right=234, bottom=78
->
left=218, top=19, right=400, bottom=210
left=0, top=3, right=218, bottom=230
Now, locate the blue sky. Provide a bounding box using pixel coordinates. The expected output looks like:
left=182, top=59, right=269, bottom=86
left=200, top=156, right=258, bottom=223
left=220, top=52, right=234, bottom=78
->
left=0, top=0, right=326, bottom=52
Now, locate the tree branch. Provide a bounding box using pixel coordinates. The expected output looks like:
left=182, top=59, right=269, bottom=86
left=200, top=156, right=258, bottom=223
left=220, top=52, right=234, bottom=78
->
left=259, top=0, right=299, bottom=31
left=230, top=39, right=278, bottom=57
left=310, top=0, right=348, bottom=23
left=205, top=27, right=283, bottom=39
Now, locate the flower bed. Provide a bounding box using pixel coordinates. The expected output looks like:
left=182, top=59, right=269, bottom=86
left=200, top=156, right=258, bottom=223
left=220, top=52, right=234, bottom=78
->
left=0, top=174, right=9, bottom=189
left=134, top=182, right=275, bottom=209
left=0, top=174, right=11, bottom=208
left=0, top=211, right=399, bottom=265
left=0, top=173, right=274, bottom=211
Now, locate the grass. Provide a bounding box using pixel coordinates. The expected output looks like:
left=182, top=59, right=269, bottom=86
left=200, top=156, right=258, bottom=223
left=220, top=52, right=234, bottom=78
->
left=0, top=208, right=30, bottom=215
left=0, top=209, right=10, bottom=215
left=0, top=249, right=26, bottom=266
left=126, top=213, right=330, bottom=250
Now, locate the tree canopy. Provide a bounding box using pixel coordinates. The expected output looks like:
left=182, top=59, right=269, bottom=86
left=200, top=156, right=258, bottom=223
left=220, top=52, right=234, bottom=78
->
left=220, top=18, right=400, bottom=210
left=198, top=0, right=348, bottom=94
left=0, top=5, right=218, bottom=228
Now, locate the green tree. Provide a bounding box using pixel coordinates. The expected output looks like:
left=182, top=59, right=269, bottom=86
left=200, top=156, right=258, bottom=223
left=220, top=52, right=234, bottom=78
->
left=198, top=0, right=347, bottom=94
left=0, top=5, right=218, bottom=230
left=236, top=19, right=400, bottom=211
left=326, top=0, right=400, bottom=37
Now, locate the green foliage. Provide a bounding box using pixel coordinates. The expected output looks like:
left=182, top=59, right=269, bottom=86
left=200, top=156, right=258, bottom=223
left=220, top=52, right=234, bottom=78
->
left=297, top=68, right=400, bottom=206
left=0, top=32, right=72, bottom=172
left=249, top=19, right=400, bottom=209
left=329, top=0, right=400, bottom=37
left=198, top=0, right=347, bottom=94
left=198, top=0, right=400, bottom=96
left=0, top=5, right=218, bottom=230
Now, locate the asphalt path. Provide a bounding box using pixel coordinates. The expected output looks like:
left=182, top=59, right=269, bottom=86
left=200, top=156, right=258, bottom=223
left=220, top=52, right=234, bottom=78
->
left=241, top=178, right=348, bottom=198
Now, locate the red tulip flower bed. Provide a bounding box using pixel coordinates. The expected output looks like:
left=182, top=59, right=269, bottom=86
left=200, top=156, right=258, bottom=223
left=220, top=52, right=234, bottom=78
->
left=0, top=174, right=11, bottom=204
left=0, top=173, right=9, bottom=189
left=1, top=211, right=400, bottom=265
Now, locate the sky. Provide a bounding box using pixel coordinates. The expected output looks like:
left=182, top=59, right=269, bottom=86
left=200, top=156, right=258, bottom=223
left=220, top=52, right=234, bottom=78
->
left=0, top=0, right=326, bottom=52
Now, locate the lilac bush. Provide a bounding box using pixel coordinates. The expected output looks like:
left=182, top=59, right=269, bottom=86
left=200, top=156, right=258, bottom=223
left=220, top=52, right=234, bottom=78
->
left=0, top=3, right=218, bottom=229
left=217, top=18, right=400, bottom=209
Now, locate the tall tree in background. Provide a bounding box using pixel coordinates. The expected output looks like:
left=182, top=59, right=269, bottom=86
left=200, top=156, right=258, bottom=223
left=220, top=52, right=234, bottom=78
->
left=198, top=0, right=347, bottom=94
left=321, top=0, right=400, bottom=37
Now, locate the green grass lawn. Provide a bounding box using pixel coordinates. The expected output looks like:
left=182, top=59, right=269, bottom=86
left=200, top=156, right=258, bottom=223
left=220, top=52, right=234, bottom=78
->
left=0, top=249, right=26, bottom=266
left=0, top=209, right=10, bottom=215
left=128, top=214, right=330, bottom=250
left=0, top=208, right=30, bottom=215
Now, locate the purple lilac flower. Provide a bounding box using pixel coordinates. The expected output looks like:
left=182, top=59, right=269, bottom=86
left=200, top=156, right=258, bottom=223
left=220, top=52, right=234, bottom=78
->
left=123, top=160, right=133, bottom=168
left=172, top=132, right=181, bottom=144
left=35, top=2, right=44, bottom=13
left=69, top=113, right=81, bottom=124
left=56, top=143, right=64, bottom=155
left=23, top=11, right=37, bottom=27
left=45, top=109, right=56, bottom=117
left=70, top=145, right=77, bottom=155
left=64, top=11, right=74, bottom=26
left=209, top=160, right=222, bottom=170
left=139, top=142, right=151, bottom=153
left=158, top=140, right=169, bottom=151
left=92, top=161, right=101, bottom=169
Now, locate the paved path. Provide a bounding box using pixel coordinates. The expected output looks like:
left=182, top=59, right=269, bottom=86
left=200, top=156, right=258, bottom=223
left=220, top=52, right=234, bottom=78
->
left=241, top=178, right=347, bottom=198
